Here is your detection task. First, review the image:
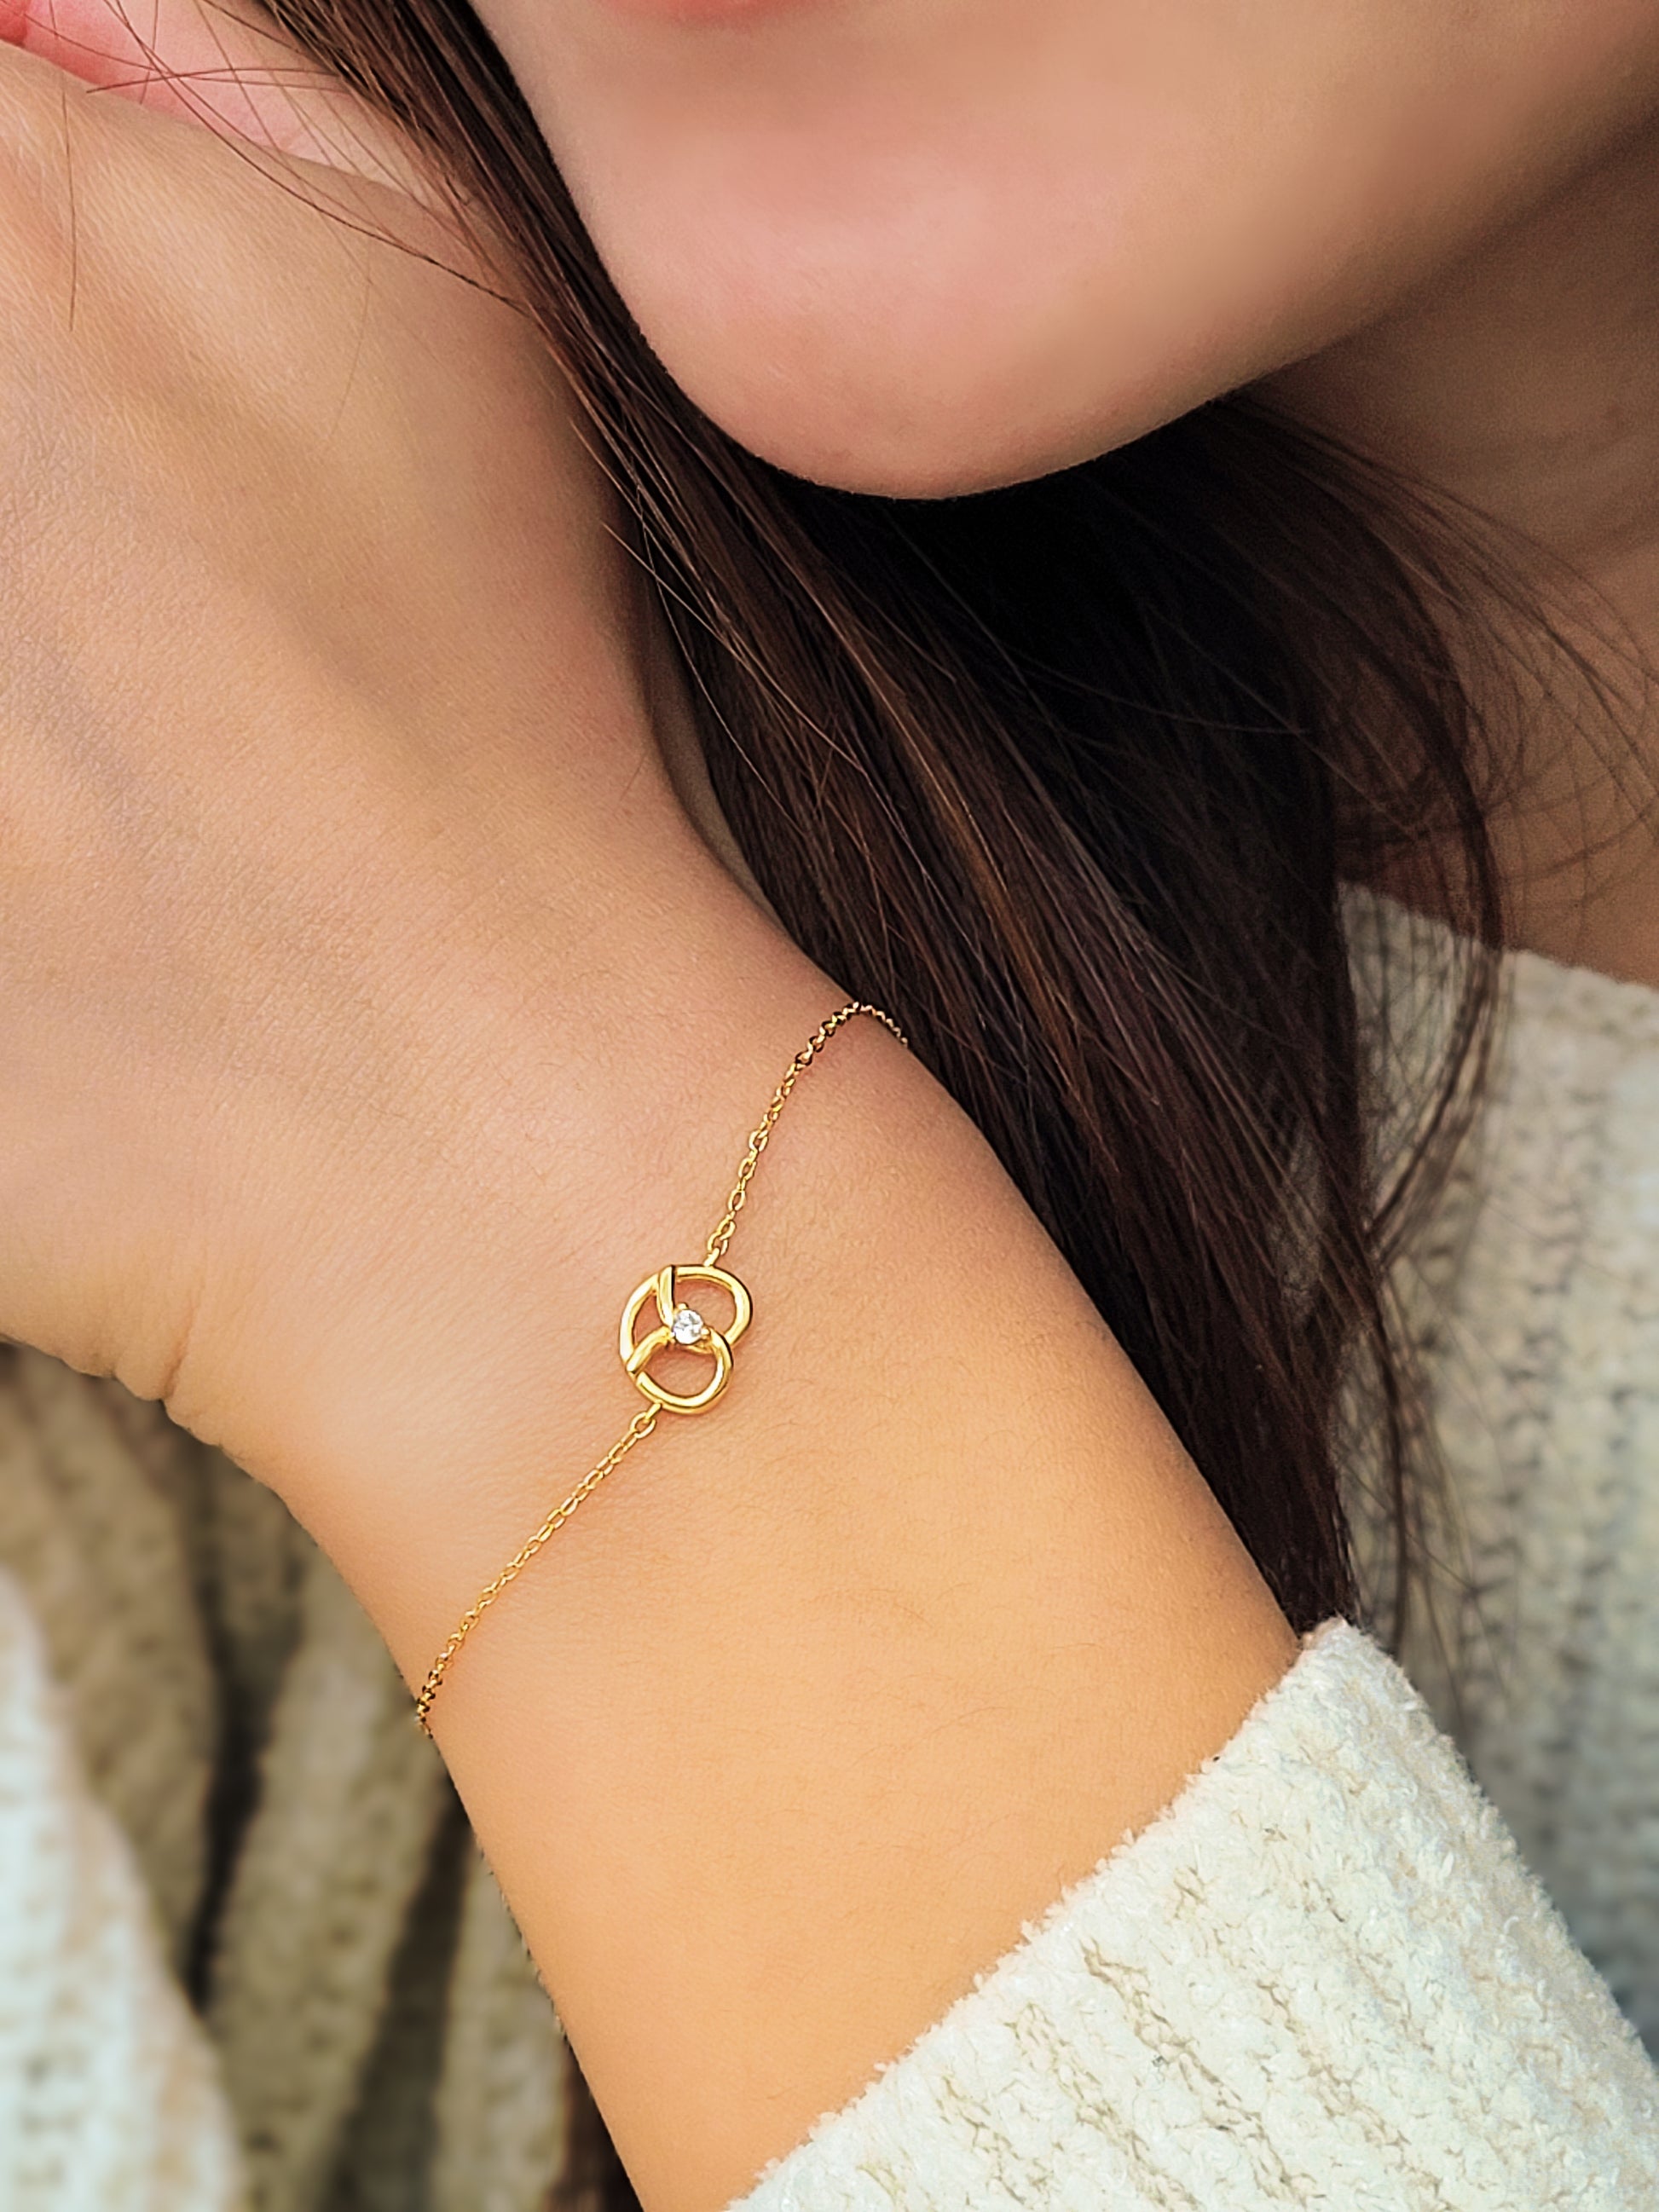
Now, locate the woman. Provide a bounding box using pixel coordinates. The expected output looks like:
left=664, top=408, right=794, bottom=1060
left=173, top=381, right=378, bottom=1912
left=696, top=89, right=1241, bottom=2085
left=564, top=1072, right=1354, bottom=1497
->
left=0, top=0, right=1655, bottom=2204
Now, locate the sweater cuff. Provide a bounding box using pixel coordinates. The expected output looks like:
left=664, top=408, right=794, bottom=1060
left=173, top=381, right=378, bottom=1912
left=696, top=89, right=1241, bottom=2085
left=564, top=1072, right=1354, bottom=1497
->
left=731, top=1619, right=1659, bottom=2211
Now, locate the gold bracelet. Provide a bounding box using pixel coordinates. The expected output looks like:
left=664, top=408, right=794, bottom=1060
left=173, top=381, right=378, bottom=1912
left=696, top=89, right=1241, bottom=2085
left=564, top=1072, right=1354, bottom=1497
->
left=413, top=999, right=908, bottom=1733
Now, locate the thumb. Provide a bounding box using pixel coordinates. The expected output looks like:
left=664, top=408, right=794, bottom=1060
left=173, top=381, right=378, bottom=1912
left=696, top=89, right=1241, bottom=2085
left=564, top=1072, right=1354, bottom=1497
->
left=0, top=0, right=435, bottom=199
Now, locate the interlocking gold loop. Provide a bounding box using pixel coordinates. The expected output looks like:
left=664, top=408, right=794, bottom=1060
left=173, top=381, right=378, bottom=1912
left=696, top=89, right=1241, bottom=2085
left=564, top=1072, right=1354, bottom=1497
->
left=414, top=998, right=909, bottom=1734
left=619, top=1263, right=753, bottom=1415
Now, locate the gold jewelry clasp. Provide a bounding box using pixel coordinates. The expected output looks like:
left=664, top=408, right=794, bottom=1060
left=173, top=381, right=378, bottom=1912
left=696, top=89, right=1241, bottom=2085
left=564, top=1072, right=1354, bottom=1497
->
left=619, top=1263, right=753, bottom=1415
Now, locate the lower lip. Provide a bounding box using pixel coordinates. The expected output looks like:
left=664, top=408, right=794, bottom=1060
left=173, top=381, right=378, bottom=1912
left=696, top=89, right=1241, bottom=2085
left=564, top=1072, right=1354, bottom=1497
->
left=601, top=0, right=806, bottom=19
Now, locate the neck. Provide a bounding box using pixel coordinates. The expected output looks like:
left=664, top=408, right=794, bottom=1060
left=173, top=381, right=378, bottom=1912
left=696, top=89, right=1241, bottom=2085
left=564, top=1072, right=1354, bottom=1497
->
left=1263, top=113, right=1659, bottom=990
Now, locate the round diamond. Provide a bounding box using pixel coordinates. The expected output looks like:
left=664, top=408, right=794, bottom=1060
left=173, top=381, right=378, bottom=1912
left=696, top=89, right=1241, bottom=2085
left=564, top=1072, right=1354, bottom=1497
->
left=668, top=1304, right=706, bottom=1347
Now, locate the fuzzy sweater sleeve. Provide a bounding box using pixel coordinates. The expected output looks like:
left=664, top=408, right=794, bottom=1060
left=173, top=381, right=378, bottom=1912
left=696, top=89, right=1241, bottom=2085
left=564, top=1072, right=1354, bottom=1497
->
left=730, top=1619, right=1659, bottom=2212
left=0, top=1568, right=246, bottom=2212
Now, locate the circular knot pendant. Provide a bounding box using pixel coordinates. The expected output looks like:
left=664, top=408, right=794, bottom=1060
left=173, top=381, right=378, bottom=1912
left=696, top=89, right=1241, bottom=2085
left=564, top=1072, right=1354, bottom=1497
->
left=619, top=1263, right=752, bottom=1415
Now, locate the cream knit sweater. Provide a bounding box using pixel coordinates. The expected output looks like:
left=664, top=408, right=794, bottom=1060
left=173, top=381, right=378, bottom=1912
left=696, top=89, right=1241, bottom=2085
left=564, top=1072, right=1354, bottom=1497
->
left=3, top=900, right=1657, bottom=2209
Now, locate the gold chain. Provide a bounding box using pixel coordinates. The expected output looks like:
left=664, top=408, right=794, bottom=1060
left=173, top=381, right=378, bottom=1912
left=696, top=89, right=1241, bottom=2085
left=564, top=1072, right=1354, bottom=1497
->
left=414, top=998, right=906, bottom=1733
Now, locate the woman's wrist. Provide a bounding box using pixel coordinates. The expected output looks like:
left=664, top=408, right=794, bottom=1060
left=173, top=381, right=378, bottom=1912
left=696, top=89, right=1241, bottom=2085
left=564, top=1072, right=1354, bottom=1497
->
left=207, top=784, right=1296, bottom=2209
left=361, top=986, right=1294, bottom=2211
left=187, top=779, right=845, bottom=1664
left=134, top=637, right=1295, bottom=2212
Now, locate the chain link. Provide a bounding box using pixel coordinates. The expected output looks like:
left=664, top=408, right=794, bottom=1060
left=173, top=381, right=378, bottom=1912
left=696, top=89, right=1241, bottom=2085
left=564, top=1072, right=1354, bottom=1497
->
left=704, top=1001, right=908, bottom=1265
left=413, top=1405, right=660, bottom=1731
left=415, top=997, right=906, bottom=1734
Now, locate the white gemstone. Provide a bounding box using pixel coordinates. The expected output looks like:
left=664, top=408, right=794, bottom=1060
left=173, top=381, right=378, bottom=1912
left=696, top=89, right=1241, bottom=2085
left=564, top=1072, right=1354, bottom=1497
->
left=669, top=1304, right=706, bottom=1346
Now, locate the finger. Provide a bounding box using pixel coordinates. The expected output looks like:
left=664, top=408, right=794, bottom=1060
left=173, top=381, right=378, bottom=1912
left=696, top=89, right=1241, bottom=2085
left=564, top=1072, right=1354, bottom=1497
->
left=0, top=0, right=432, bottom=199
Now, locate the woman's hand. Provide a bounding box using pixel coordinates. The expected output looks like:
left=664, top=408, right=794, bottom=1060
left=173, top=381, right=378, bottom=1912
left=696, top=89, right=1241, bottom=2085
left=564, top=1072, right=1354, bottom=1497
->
left=0, top=0, right=792, bottom=1526
left=0, top=24, right=1299, bottom=2209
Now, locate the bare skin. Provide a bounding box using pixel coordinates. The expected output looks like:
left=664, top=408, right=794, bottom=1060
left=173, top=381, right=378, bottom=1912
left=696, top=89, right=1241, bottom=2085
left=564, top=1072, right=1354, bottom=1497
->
left=0, top=0, right=1656, bottom=2208
left=1267, top=114, right=1659, bottom=987
left=483, top=0, right=1659, bottom=986
left=0, top=21, right=1295, bottom=2210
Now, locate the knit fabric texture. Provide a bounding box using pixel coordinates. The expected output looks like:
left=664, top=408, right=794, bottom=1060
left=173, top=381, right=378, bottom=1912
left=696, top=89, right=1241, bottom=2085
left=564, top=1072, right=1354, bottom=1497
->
left=0, top=1571, right=242, bottom=2211
left=1, top=897, right=1656, bottom=2207
left=731, top=1620, right=1659, bottom=2211
left=1349, top=899, right=1659, bottom=2051
left=0, top=1350, right=572, bottom=2212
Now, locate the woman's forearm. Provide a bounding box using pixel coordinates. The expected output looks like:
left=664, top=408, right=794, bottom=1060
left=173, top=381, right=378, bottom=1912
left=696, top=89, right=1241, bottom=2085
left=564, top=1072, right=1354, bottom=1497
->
left=244, top=781, right=1298, bottom=2212
left=0, top=59, right=1290, bottom=2177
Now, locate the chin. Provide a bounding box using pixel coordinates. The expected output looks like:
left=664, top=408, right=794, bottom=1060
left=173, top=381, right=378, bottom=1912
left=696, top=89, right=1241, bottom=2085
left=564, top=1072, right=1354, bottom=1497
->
left=610, top=249, right=1240, bottom=501
left=548, top=114, right=1385, bottom=501
left=660, top=359, right=1112, bottom=502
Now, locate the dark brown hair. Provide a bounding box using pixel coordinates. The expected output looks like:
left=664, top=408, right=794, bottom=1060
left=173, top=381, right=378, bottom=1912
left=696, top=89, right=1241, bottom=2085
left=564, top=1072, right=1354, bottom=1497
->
left=254, top=0, right=1517, bottom=2187
left=257, top=0, right=1515, bottom=1631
